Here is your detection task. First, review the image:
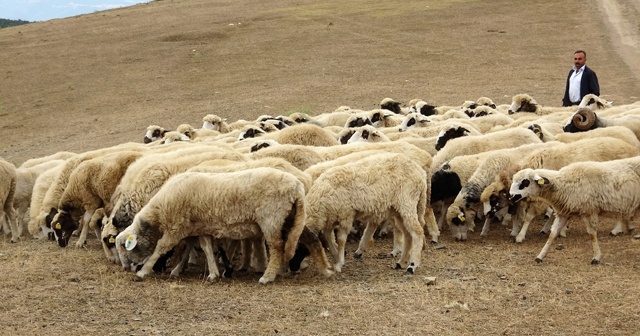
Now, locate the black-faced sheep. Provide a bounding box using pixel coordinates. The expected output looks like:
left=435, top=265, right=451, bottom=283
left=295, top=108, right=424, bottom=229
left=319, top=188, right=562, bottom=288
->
left=115, top=168, right=318, bottom=284
left=144, top=125, right=168, bottom=144
left=509, top=157, right=640, bottom=264
left=508, top=94, right=575, bottom=115
left=50, top=151, right=145, bottom=248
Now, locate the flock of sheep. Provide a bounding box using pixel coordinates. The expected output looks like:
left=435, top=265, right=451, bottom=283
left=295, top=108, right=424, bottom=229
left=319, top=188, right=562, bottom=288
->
left=2, top=92, right=640, bottom=284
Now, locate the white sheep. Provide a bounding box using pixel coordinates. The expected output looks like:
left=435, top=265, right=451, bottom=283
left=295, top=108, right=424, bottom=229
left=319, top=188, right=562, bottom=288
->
left=19, top=151, right=76, bottom=169
left=50, top=151, right=145, bottom=248
left=481, top=137, right=639, bottom=242
left=202, top=114, right=231, bottom=133
left=0, top=158, right=17, bottom=242
left=298, top=153, right=431, bottom=274
left=115, top=168, right=322, bottom=284
left=28, top=164, right=65, bottom=239
left=176, top=123, right=221, bottom=140
left=563, top=107, right=640, bottom=140
left=509, top=156, right=640, bottom=264
left=249, top=142, right=325, bottom=171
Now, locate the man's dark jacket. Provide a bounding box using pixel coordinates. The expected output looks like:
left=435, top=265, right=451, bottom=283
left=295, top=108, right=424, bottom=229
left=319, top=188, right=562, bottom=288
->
left=562, top=66, right=600, bottom=106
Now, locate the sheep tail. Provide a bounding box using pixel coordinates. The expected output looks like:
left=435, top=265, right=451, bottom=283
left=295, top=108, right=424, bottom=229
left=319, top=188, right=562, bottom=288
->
left=283, top=195, right=306, bottom=263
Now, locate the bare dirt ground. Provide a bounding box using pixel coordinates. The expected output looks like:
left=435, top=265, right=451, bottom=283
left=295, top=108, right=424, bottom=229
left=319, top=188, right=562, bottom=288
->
left=1, top=0, right=640, bottom=335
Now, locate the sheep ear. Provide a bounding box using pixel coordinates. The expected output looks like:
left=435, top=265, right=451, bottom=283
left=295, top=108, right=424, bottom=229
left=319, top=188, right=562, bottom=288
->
left=533, top=174, right=549, bottom=186
left=125, top=234, right=138, bottom=251
left=418, top=119, right=430, bottom=124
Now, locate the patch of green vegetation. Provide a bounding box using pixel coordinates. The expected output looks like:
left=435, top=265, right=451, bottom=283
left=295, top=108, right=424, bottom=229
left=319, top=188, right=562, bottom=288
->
left=0, top=18, right=32, bottom=29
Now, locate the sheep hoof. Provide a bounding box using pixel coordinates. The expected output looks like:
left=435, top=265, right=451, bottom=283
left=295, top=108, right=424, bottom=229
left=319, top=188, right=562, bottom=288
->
left=405, top=268, right=414, bottom=275
left=591, top=259, right=600, bottom=265
left=353, top=251, right=363, bottom=259
left=539, top=231, right=548, bottom=236
left=534, top=257, right=543, bottom=263
left=258, top=276, right=273, bottom=285
left=10, top=238, right=18, bottom=244
left=394, top=263, right=402, bottom=270
left=133, top=275, right=144, bottom=282
left=609, top=231, right=621, bottom=237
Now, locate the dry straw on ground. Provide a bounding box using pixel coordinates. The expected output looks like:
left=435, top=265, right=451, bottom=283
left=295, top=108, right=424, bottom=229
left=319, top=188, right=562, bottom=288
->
left=1, top=0, right=640, bottom=334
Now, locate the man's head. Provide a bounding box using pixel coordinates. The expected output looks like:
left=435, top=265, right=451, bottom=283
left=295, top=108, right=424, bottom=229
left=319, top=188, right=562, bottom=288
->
left=574, top=50, right=587, bottom=69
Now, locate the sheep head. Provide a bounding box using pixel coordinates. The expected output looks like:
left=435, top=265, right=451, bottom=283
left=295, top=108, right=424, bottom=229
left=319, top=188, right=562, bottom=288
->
left=564, top=108, right=597, bottom=132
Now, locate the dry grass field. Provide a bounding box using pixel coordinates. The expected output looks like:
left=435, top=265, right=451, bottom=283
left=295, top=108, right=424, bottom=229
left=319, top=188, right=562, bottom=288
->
left=1, top=0, right=640, bottom=334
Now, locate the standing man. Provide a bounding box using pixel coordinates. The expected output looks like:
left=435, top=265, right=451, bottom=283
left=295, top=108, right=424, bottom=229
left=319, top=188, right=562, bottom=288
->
left=562, top=50, right=600, bottom=106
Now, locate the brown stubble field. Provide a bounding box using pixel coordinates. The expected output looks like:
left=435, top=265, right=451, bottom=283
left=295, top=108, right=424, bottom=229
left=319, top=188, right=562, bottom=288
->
left=1, top=0, right=640, bottom=334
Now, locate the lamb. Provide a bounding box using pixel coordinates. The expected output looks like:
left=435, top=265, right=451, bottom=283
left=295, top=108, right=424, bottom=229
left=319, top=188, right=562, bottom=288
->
left=0, top=158, right=17, bottom=243
left=19, top=151, right=76, bottom=169
left=563, top=107, right=640, bottom=140
left=144, top=125, right=168, bottom=144
left=115, top=168, right=320, bottom=284
left=295, top=153, right=431, bottom=274
left=509, top=156, right=640, bottom=264
left=508, top=94, right=575, bottom=115
left=201, top=114, right=231, bottom=133
left=50, top=151, right=145, bottom=248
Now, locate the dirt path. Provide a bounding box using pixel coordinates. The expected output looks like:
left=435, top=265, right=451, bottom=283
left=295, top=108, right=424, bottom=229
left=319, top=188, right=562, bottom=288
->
left=597, top=0, right=640, bottom=87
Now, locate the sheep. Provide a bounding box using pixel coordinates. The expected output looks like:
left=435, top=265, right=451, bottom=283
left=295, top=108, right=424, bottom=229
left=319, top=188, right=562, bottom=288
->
left=202, top=114, right=231, bottom=133
left=409, top=100, right=461, bottom=116
left=0, top=158, right=17, bottom=243
left=480, top=137, right=639, bottom=242
left=345, top=125, right=391, bottom=144
left=13, top=159, right=66, bottom=240
left=476, top=97, right=497, bottom=109
left=144, top=125, right=168, bottom=143
left=371, top=110, right=404, bottom=127
left=312, top=111, right=356, bottom=128
left=249, top=142, right=324, bottom=171
left=531, top=124, right=640, bottom=149
left=563, top=107, right=640, bottom=140
left=469, top=106, right=499, bottom=118
left=344, top=112, right=374, bottom=128
left=159, top=131, right=191, bottom=144
left=465, top=113, right=514, bottom=132
left=508, top=94, right=575, bottom=115
left=380, top=98, right=409, bottom=115
left=397, top=112, right=431, bottom=132
left=509, top=156, right=640, bottom=264
left=396, top=136, right=439, bottom=157
left=261, top=123, right=339, bottom=147
left=296, top=153, right=431, bottom=274
left=19, top=151, right=76, bottom=169
left=577, top=94, right=612, bottom=110
left=428, top=108, right=471, bottom=121
left=434, top=124, right=482, bottom=151
left=107, top=146, right=248, bottom=232
left=430, top=127, right=542, bottom=174
left=50, top=151, right=145, bottom=248
left=115, top=168, right=321, bottom=284
left=176, top=124, right=221, bottom=140
left=28, top=164, right=66, bottom=239
left=444, top=141, right=564, bottom=240
left=288, top=112, right=312, bottom=124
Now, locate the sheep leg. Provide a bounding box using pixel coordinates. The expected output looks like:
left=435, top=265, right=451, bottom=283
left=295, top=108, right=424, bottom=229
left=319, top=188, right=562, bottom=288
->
left=323, top=228, right=340, bottom=264
left=170, top=241, right=196, bottom=278
left=259, top=235, right=285, bottom=285
left=354, top=221, right=378, bottom=258
left=610, top=215, right=633, bottom=236
left=396, top=220, right=412, bottom=270
left=480, top=217, right=492, bottom=237
left=6, top=208, right=19, bottom=243
left=515, top=202, right=543, bottom=243
left=16, top=206, right=28, bottom=238
left=584, top=215, right=602, bottom=264
left=198, top=235, right=221, bottom=281
left=404, top=216, right=425, bottom=275
left=535, top=215, right=569, bottom=263
left=540, top=212, right=556, bottom=235
left=390, top=220, right=404, bottom=258
left=251, top=238, right=268, bottom=273
left=75, top=210, right=94, bottom=248
left=424, top=206, right=439, bottom=243
left=299, top=229, right=334, bottom=277
left=136, top=234, right=180, bottom=280
left=238, top=239, right=251, bottom=272
left=333, top=226, right=349, bottom=273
